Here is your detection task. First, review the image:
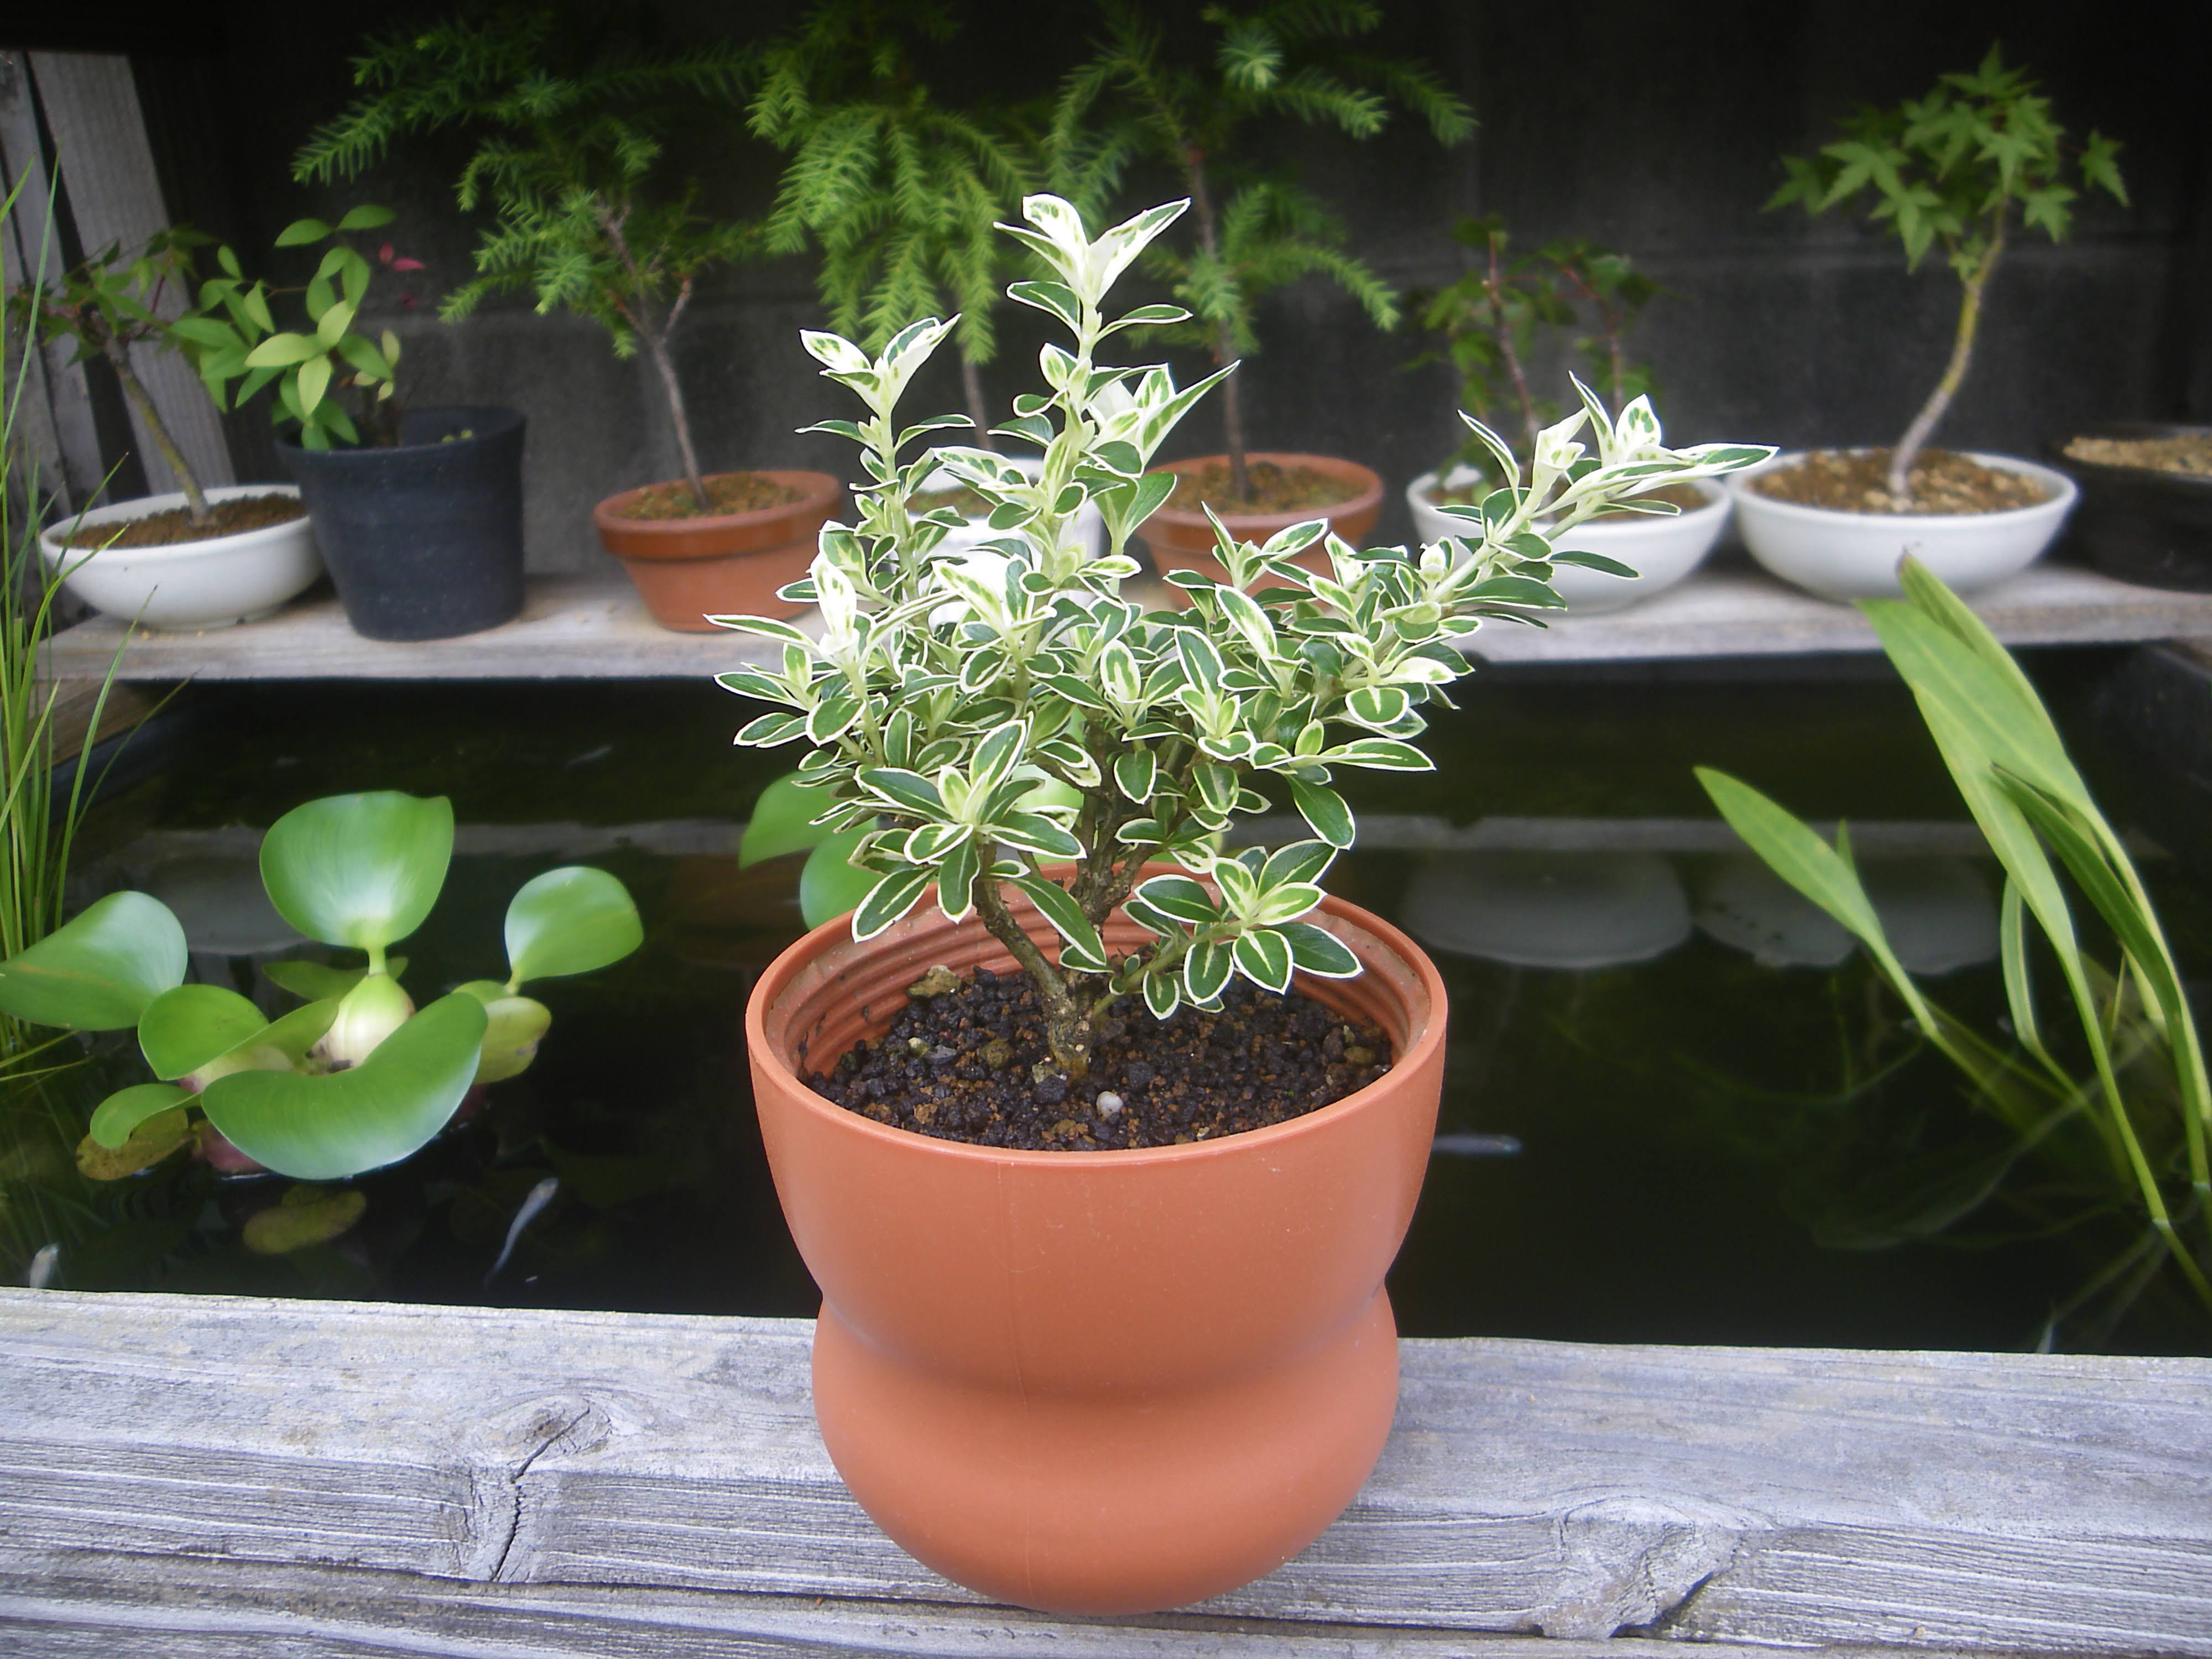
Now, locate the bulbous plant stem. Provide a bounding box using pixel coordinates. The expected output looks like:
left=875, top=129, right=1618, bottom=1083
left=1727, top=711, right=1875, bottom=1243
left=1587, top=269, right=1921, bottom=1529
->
left=1888, top=221, right=2004, bottom=501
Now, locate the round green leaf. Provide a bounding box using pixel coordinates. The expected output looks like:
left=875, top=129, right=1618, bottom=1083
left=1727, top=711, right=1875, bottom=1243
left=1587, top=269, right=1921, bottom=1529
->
left=738, top=774, right=842, bottom=868
left=139, top=984, right=269, bottom=1080
left=198, top=991, right=487, bottom=1181
left=800, top=830, right=877, bottom=928
left=76, top=1111, right=194, bottom=1180
left=475, top=995, right=552, bottom=1084
left=260, top=792, right=454, bottom=951
left=243, top=1186, right=368, bottom=1255
left=90, top=1083, right=194, bottom=1150
left=504, top=867, right=642, bottom=986
left=0, top=891, right=188, bottom=1031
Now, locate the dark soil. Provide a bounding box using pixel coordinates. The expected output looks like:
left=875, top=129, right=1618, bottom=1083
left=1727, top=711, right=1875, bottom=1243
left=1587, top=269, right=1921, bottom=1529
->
left=615, top=473, right=804, bottom=521
left=1427, top=478, right=1709, bottom=519
left=1743, top=448, right=2055, bottom=515
left=1167, top=459, right=1360, bottom=516
left=2064, top=434, right=2212, bottom=478
left=61, top=493, right=304, bottom=549
left=808, top=965, right=1394, bottom=1151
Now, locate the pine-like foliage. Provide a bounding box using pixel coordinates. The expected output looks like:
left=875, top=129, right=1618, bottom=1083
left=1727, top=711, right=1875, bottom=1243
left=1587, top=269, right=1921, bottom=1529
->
left=293, top=11, right=757, bottom=499
left=750, top=1, right=1034, bottom=379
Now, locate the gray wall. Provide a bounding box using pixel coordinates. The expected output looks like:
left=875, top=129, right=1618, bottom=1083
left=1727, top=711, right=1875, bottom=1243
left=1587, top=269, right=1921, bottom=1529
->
left=93, top=0, right=2212, bottom=569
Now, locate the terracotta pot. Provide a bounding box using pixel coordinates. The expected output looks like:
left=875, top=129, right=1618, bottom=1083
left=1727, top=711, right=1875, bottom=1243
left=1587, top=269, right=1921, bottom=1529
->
left=593, top=471, right=841, bottom=630
left=745, top=878, right=1446, bottom=1615
left=1140, top=452, right=1383, bottom=602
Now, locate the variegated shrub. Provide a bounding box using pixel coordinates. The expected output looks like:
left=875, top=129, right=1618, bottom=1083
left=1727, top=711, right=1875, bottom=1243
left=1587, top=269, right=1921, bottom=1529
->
left=718, top=194, right=1771, bottom=1077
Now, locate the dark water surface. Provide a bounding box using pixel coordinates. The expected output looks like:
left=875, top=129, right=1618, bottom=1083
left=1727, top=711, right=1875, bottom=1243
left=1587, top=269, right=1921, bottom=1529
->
left=8, top=655, right=2208, bottom=1355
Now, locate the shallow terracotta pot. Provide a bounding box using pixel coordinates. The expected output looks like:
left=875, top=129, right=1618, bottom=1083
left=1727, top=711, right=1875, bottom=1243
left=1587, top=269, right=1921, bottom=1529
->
left=593, top=470, right=840, bottom=630
left=745, top=879, right=1446, bottom=1615
left=1140, top=452, right=1383, bottom=603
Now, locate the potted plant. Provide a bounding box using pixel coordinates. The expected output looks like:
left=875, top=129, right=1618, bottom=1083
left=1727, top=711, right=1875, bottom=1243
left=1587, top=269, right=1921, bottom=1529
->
left=1052, top=2, right=1471, bottom=587
left=1738, top=46, right=2126, bottom=601
left=197, top=209, right=530, bottom=642
left=716, top=193, right=1769, bottom=1614
left=296, top=11, right=838, bottom=632
left=2047, top=425, right=2212, bottom=592
left=750, top=0, right=1104, bottom=563
left=0, top=790, right=640, bottom=1212
left=1406, top=215, right=1729, bottom=613
left=9, top=228, right=324, bottom=629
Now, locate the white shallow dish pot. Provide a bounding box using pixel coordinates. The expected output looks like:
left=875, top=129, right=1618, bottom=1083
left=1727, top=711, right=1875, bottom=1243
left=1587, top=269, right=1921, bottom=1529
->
left=1730, top=450, right=2077, bottom=602
left=1407, top=466, right=1730, bottom=615
left=39, top=484, right=324, bottom=630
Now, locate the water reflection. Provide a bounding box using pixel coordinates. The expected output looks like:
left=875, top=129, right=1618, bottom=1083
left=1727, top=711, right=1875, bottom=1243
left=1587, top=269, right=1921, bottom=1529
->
left=1401, top=851, right=1691, bottom=969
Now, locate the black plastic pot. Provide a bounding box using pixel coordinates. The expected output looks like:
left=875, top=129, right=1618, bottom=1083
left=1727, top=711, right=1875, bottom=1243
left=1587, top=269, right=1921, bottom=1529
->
left=279, top=405, right=526, bottom=640
left=2047, top=422, right=2212, bottom=592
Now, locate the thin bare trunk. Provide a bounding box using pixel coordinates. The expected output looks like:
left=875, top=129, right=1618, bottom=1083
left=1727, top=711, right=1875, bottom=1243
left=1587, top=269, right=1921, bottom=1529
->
left=1890, top=221, right=2005, bottom=500
left=106, top=342, right=207, bottom=523
left=603, top=206, right=708, bottom=511
left=958, top=349, right=995, bottom=451
left=641, top=322, right=708, bottom=511
left=1489, top=236, right=1538, bottom=461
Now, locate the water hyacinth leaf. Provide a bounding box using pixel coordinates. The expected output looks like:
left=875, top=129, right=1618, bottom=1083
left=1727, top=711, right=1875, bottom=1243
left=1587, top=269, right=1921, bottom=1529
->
left=260, top=792, right=455, bottom=951
left=243, top=1185, right=369, bottom=1256
left=263, top=957, right=401, bottom=1001
left=504, top=867, right=643, bottom=986
left=138, top=984, right=270, bottom=1081
left=738, top=773, right=843, bottom=868
left=1233, top=929, right=1295, bottom=994
left=198, top=991, right=488, bottom=1181
left=1279, top=921, right=1360, bottom=978
left=474, top=995, right=553, bottom=1084
left=76, top=1109, right=194, bottom=1181
left=801, top=830, right=878, bottom=927
left=89, top=1083, right=194, bottom=1150
left=0, top=891, right=188, bottom=1031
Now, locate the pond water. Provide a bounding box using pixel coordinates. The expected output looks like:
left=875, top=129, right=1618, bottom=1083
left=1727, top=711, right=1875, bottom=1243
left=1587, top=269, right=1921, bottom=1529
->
left=7, top=654, right=2208, bottom=1356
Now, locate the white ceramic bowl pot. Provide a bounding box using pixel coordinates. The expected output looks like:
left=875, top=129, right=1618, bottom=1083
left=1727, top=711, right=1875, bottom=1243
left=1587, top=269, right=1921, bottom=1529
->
left=1730, top=450, right=2078, bottom=603
left=919, top=456, right=1104, bottom=563
left=1407, top=465, right=1730, bottom=615
left=38, top=484, right=324, bottom=630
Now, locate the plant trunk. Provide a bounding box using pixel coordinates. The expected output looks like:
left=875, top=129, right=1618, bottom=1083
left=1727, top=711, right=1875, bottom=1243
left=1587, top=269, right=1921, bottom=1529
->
left=1890, top=224, right=2004, bottom=501
left=643, top=326, right=710, bottom=513
left=975, top=867, right=1092, bottom=1079
left=959, top=349, right=996, bottom=452
left=106, top=343, right=207, bottom=524
left=1185, top=152, right=1246, bottom=503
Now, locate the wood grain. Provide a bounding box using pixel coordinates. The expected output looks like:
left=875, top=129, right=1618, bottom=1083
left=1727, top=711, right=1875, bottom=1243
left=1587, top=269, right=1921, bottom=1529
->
left=1, top=1290, right=2205, bottom=1655
left=44, top=562, right=2212, bottom=685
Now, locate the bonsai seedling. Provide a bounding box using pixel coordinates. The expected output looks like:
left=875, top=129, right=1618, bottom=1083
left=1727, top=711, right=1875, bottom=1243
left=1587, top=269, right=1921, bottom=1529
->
left=1053, top=2, right=1472, bottom=505
left=751, top=0, right=1037, bottom=443
left=1767, top=44, right=2126, bottom=504
left=1415, top=214, right=1660, bottom=491
left=716, top=194, right=1770, bottom=1082
left=0, top=791, right=641, bottom=1182
left=294, top=11, right=754, bottom=510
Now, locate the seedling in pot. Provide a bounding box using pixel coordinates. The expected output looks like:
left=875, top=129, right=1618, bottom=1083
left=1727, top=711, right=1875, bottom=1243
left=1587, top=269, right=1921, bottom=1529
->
left=715, top=193, right=1771, bottom=1086
left=1766, top=45, right=2126, bottom=505
left=0, top=791, right=641, bottom=1186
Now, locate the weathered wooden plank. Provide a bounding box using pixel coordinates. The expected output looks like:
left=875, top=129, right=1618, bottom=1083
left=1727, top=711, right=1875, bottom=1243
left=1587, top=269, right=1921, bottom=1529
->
left=43, top=563, right=2212, bottom=685
left=27, top=51, right=234, bottom=502
left=0, top=1290, right=2205, bottom=1655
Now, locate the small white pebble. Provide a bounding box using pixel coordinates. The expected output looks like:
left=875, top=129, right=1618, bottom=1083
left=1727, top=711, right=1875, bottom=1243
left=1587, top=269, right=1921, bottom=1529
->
left=1095, top=1092, right=1124, bottom=1118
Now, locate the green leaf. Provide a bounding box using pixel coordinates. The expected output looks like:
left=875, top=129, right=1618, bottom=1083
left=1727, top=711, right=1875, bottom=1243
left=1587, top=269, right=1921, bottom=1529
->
left=858, top=768, right=946, bottom=818
left=852, top=867, right=932, bottom=941
left=260, top=792, right=454, bottom=952
left=504, top=867, right=641, bottom=985
left=90, top=1083, right=194, bottom=1150
left=1279, top=921, right=1360, bottom=978
left=1233, top=929, right=1294, bottom=994
left=1184, top=938, right=1234, bottom=1005
left=243, top=1186, right=368, bottom=1256
left=800, top=830, right=877, bottom=927
left=1288, top=777, right=1355, bottom=848
left=138, top=984, right=270, bottom=1081
left=295, top=354, right=332, bottom=416
left=739, top=774, right=842, bottom=867
left=198, top=992, right=488, bottom=1181
left=1143, top=969, right=1181, bottom=1021
left=335, top=204, right=396, bottom=231
left=242, top=332, right=323, bottom=368
left=474, top=995, right=552, bottom=1084
left=1011, top=875, right=1108, bottom=970
left=1133, top=873, right=1215, bottom=925
left=264, top=958, right=400, bottom=1001
left=274, top=218, right=332, bottom=247
left=0, top=891, right=187, bottom=1031
left=1115, top=750, right=1157, bottom=802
